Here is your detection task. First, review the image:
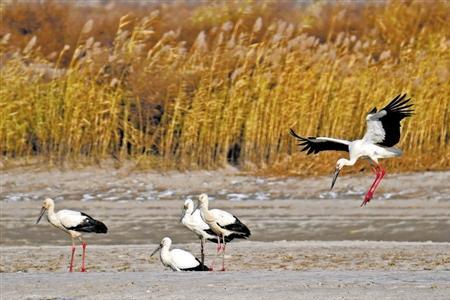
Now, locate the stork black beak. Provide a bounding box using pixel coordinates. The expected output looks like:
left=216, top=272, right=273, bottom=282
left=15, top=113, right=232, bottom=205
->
left=150, top=245, right=162, bottom=257
left=179, top=209, right=186, bottom=223
left=330, top=167, right=341, bottom=190
left=36, top=207, right=47, bottom=224
left=191, top=202, right=199, bottom=215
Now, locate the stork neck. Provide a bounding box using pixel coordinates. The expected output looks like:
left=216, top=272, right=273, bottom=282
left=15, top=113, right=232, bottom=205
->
left=199, top=202, right=209, bottom=213
left=160, top=245, right=171, bottom=265
left=342, top=158, right=357, bottom=166
left=47, top=204, right=56, bottom=217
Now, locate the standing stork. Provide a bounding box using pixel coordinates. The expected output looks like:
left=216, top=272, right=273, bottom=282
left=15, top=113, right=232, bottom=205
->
left=290, top=94, right=413, bottom=206
left=150, top=237, right=209, bottom=271
left=180, top=198, right=237, bottom=267
left=192, top=194, right=251, bottom=271
left=36, top=198, right=108, bottom=272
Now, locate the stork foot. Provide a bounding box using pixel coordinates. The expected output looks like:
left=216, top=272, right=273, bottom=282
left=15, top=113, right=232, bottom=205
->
left=361, top=192, right=373, bottom=207
left=220, top=267, right=226, bottom=272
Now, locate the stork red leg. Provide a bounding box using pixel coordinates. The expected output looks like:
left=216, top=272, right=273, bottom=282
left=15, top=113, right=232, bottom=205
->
left=370, top=165, right=386, bottom=196
left=362, top=165, right=381, bottom=206
left=69, top=245, right=76, bottom=272
left=81, top=242, right=87, bottom=272
left=221, top=236, right=226, bottom=272
left=210, top=236, right=222, bottom=271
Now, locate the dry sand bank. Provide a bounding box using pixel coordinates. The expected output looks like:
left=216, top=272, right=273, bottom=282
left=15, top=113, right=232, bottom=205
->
left=2, top=241, right=449, bottom=273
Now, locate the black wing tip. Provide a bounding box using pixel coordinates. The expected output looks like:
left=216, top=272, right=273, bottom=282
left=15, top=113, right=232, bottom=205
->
left=226, top=217, right=251, bottom=238
left=384, top=93, right=414, bottom=115
left=289, top=128, right=304, bottom=140
left=289, top=129, right=318, bottom=155
left=289, top=129, right=314, bottom=154
left=183, top=262, right=210, bottom=271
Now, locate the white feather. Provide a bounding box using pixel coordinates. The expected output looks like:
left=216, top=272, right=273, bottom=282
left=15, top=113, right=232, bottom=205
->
left=169, top=249, right=200, bottom=269
left=363, top=111, right=387, bottom=144
left=210, top=209, right=236, bottom=226
left=56, top=209, right=87, bottom=229
left=181, top=209, right=215, bottom=239
left=315, top=137, right=351, bottom=145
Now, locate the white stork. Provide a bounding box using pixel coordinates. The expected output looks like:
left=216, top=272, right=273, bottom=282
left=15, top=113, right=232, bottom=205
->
left=192, top=194, right=251, bottom=271
left=290, top=94, right=413, bottom=206
left=180, top=198, right=247, bottom=267
left=150, top=237, right=209, bottom=271
left=36, top=198, right=108, bottom=272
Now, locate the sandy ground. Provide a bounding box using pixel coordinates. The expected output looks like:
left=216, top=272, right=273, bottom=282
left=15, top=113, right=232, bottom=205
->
left=2, top=242, right=450, bottom=299
left=3, top=270, right=450, bottom=300
left=1, top=167, right=450, bottom=299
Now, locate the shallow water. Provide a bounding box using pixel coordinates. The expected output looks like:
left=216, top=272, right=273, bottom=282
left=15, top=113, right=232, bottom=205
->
left=1, top=168, right=450, bottom=245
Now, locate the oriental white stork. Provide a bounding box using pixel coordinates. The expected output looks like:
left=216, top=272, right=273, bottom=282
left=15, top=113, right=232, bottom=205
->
left=150, top=237, right=209, bottom=271
left=36, top=198, right=108, bottom=272
left=181, top=198, right=247, bottom=267
left=192, top=194, right=251, bottom=271
left=290, top=94, right=413, bottom=206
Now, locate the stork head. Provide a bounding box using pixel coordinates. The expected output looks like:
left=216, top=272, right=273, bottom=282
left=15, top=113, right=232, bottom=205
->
left=331, top=159, right=347, bottom=190
left=192, top=193, right=209, bottom=214
left=36, top=198, right=54, bottom=224
left=183, top=199, right=194, bottom=212
left=198, top=193, right=209, bottom=205
left=161, top=237, right=172, bottom=247
left=151, top=237, right=172, bottom=257
left=180, top=199, right=194, bottom=222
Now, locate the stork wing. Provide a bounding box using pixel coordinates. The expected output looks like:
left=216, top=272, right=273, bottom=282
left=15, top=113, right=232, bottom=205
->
left=56, top=209, right=88, bottom=229
left=170, top=249, right=200, bottom=269
left=210, top=209, right=236, bottom=227
left=289, top=129, right=350, bottom=154
left=363, top=94, right=413, bottom=147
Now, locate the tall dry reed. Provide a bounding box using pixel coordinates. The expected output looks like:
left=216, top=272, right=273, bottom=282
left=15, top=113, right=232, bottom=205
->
left=1, top=1, right=449, bottom=174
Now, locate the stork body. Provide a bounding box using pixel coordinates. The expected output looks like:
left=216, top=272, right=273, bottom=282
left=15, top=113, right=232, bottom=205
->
left=36, top=198, right=108, bottom=272
left=290, top=94, right=413, bottom=206
left=151, top=237, right=209, bottom=271
left=193, top=194, right=251, bottom=271
left=181, top=199, right=221, bottom=266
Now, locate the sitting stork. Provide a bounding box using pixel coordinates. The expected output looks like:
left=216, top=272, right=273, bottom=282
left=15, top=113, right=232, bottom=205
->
left=150, top=237, right=209, bottom=271
left=36, top=198, right=108, bottom=272
left=290, top=94, right=413, bottom=206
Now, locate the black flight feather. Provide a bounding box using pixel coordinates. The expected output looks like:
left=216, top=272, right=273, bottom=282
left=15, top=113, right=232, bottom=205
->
left=65, top=212, right=108, bottom=233
left=377, top=94, right=414, bottom=147
left=289, top=128, right=349, bottom=154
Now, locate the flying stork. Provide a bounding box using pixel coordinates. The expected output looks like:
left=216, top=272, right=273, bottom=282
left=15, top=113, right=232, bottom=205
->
left=290, top=94, right=413, bottom=206
left=192, top=193, right=251, bottom=271
left=150, top=237, right=209, bottom=271
left=36, top=198, right=108, bottom=272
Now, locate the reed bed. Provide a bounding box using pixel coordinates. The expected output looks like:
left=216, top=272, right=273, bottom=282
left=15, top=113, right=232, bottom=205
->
left=1, top=1, right=449, bottom=175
